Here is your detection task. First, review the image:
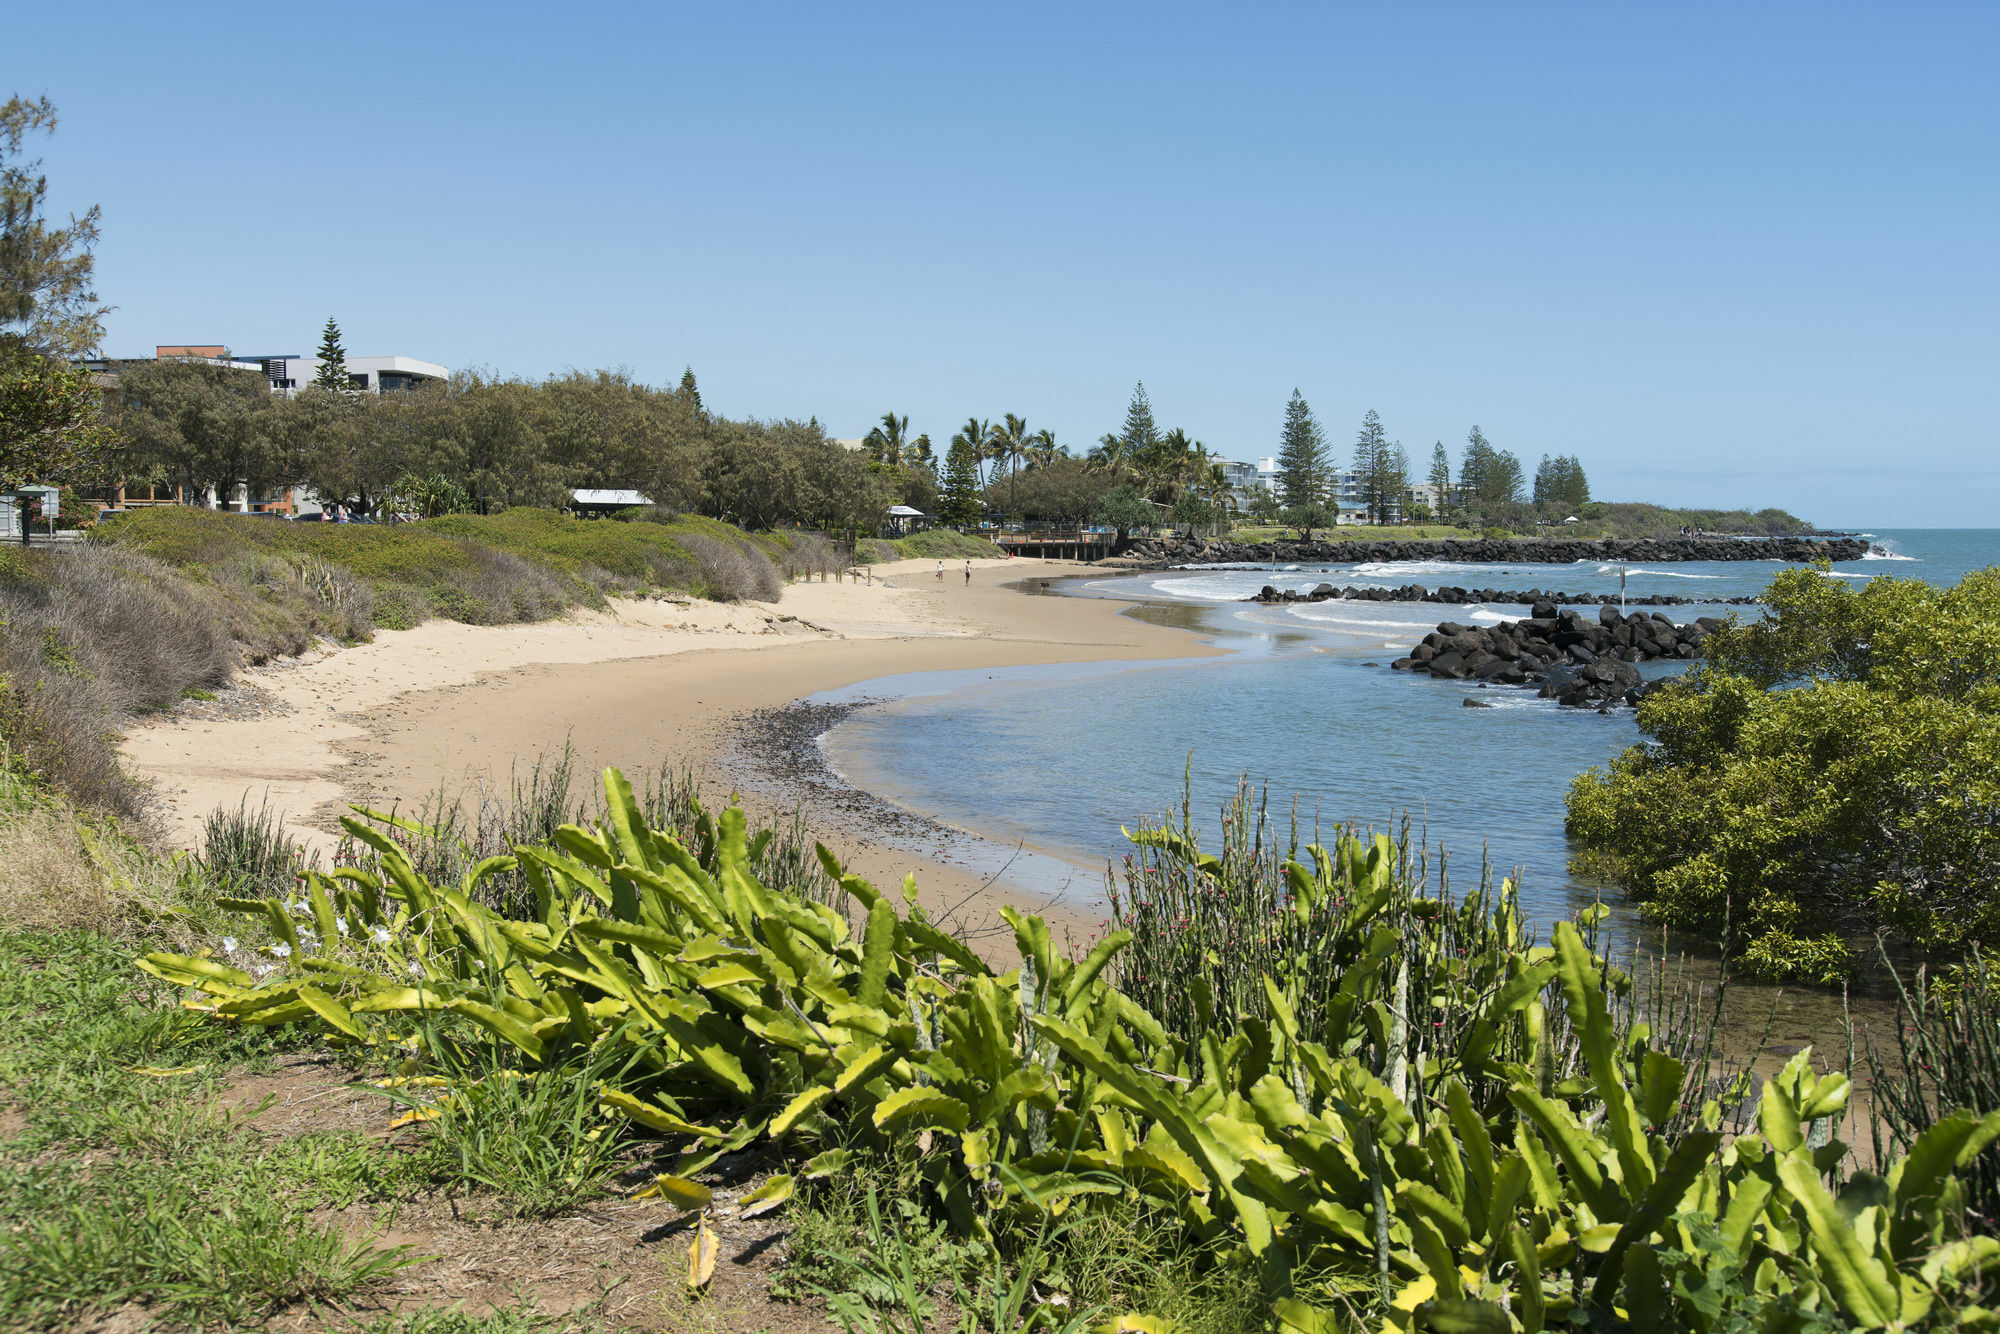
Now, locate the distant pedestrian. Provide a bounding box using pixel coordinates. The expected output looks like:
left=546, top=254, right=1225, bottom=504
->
left=964, top=561, right=972, bottom=584
left=936, top=561, right=944, bottom=581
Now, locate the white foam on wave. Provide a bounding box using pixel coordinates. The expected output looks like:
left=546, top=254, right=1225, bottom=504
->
left=1143, top=577, right=1255, bottom=602
left=1597, top=564, right=1723, bottom=580
left=1469, top=609, right=1512, bottom=623
left=1861, top=548, right=1917, bottom=562
left=1282, top=606, right=1436, bottom=631
left=1345, top=559, right=1592, bottom=579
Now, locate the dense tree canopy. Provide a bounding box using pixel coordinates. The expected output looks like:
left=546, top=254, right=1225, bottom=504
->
left=1567, top=565, right=2000, bottom=981
left=111, top=360, right=905, bottom=536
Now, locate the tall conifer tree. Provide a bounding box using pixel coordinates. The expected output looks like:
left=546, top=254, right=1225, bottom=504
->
left=940, top=437, right=982, bottom=527
left=1353, top=409, right=1389, bottom=523
left=1428, top=441, right=1452, bottom=511
left=1120, top=382, right=1159, bottom=457
left=678, top=367, right=702, bottom=412
left=313, top=318, right=349, bottom=391
left=1276, top=389, right=1328, bottom=508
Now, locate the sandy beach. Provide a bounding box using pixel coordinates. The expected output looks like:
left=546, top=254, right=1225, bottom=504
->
left=121, top=557, right=1213, bottom=939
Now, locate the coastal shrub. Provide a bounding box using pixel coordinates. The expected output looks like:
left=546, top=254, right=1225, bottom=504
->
left=0, top=544, right=237, bottom=811
left=863, top=528, right=1005, bottom=562
left=681, top=532, right=782, bottom=601
left=1567, top=565, right=2000, bottom=969
left=780, top=530, right=846, bottom=581
left=143, top=767, right=2000, bottom=1332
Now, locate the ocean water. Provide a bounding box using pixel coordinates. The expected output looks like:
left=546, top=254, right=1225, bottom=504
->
left=815, top=529, right=1999, bottom=942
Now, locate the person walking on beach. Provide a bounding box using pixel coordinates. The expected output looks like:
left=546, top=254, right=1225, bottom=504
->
left=936, top=561, right=944, bottom=581
left=964, top=560, right=972, bottom=585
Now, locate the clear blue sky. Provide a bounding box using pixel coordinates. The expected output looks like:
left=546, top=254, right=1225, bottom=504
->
left=11, top=3, right=1995, bottom=527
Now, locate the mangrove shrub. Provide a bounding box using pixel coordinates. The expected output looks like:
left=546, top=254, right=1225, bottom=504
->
left=1566, top=565, right=2000, bottom=980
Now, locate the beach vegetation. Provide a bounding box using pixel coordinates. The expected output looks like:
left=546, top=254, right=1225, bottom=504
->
left=1092, top=483, right=1157, bottom=545
left=1566, top=564, right=2000, bottom=977
left=1282, top=498, right=1337, bottom=541
left=982, top=456, right=1116, bottom=529
left=857, top=528, right=1006, bottom=563
left=127, top=761, right=2000, bottom=1332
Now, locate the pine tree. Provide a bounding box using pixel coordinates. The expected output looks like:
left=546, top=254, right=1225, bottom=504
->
left=1459, top=426, right=1492, bottom=501
left=1352, top=409, right=1389, bottom=523
left=678, top=367, right=702, bottom=412
left=313, top=318, right=349, bottom=391
left=940, top=437, right=982, bottom=527
left=1534, top=453, right=1555, bottom=505
left=1276, top=389, right=1328, bottom=509
left=1486, top=449, right=1524, bottom=505
left=1121, top=382, right=1160, bottom=457
left=1562, top=455, right=1589, bottom=506
left=1428, top=442, right=1452, bottom=511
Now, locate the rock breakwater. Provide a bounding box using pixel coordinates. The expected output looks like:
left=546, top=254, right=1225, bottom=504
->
left=1388, top=602, right=1716, bottom=710
left=1108, top=534, right=1870, bottom=569
left=1250, top=582, right=1756, bottom=608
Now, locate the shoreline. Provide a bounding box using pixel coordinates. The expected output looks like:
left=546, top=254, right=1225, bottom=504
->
left=121, top=558, right=1214, bottom=942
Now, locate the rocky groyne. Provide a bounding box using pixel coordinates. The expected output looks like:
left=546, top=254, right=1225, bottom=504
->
left=1389, top=602, right=1715, bottom=710
left=1250, top=582, right=1756, bottom=609
left=1106, top=534, right=1871, bottom=569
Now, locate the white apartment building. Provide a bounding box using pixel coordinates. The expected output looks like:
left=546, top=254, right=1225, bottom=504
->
left=1243, top=457, right=1405, bottom=523
left=151, top=345, right=448, bottom=396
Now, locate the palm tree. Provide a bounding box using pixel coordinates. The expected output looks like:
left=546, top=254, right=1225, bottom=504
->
left=988, top=414, right=1037, bottom=521
left=1088, top=432, right=1132, bottom=482
left=862, top=412, right=909, bottom=467
left=951, top=417, right=991, bottom=487
left=1026, top=429, right=1060, bottom=471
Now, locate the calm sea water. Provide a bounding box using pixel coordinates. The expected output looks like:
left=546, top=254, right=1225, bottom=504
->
left=816, top=530, right=1998, bottom=940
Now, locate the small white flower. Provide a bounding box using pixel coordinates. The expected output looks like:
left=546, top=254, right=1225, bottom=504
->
left=270, top=943, right=292, bottom=958
left=296, top=928, right=317, bottom=943
left=335, top=919, right=349, bottom=936
left=371, top=927, right=392, bottom=945
left=221, top=937, right=238, bottom=954
left=406, top=961, right=422, bottom=977
left=253, top=963, right=276, bottom=978
left=288, top=899, right=309, bottom=914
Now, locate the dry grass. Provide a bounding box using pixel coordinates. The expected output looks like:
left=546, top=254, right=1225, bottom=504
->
left=0, top=761, right=214, bottom=942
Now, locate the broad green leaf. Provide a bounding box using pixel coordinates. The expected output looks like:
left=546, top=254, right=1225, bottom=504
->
left=738, top=1174, right=793, bottom=1218
left=642, top=1174, right=712, bottom=1209
left=600, top=1089, right=725, bottom=1139
left=771, top=1085, right=835, bottom=1136
left=1775, top=1154, right=1900, bottom=1326
left=873, top=1086, right=971, bottom=1132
